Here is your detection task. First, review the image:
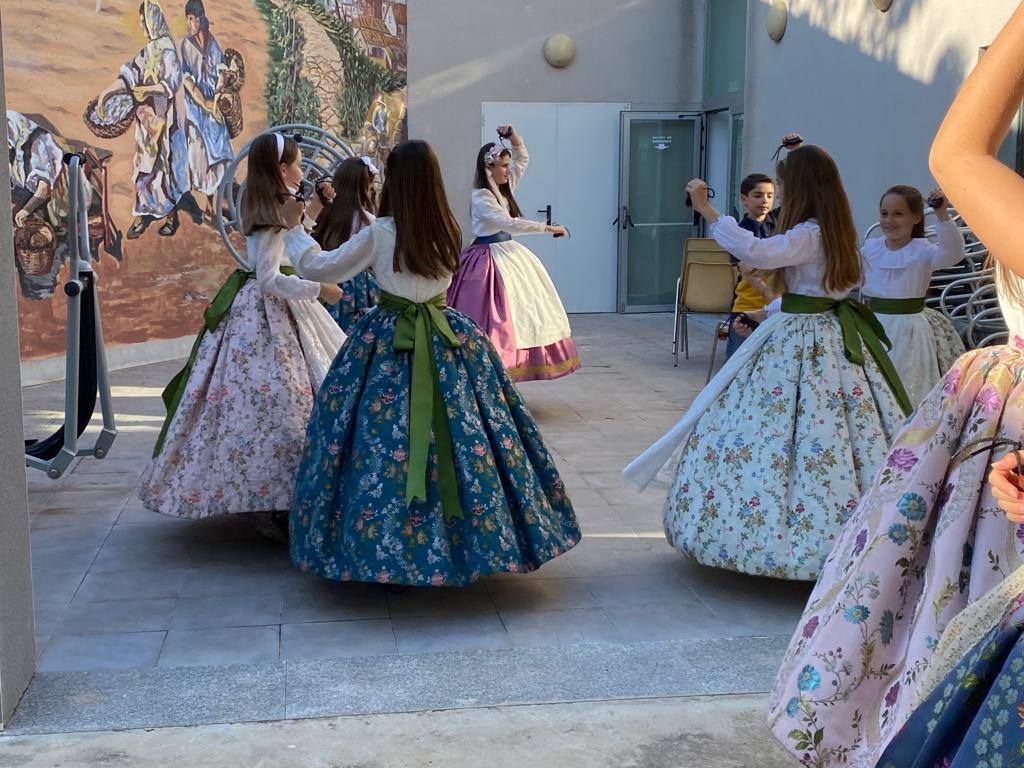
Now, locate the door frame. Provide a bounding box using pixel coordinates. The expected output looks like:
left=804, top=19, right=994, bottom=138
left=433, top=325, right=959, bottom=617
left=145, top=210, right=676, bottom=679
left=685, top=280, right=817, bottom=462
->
left=616, top=110, right=702, bottom=314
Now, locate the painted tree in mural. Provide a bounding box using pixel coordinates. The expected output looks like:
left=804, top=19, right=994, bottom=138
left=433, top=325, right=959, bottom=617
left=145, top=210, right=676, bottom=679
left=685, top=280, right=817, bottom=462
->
left=256, top=0, right=323, bottom=127
left=256, top=0, right=405, bottom=138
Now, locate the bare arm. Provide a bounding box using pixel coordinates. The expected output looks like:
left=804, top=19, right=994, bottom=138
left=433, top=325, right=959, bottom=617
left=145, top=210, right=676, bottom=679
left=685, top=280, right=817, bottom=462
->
left=930, top=2, right=1024, bottom=275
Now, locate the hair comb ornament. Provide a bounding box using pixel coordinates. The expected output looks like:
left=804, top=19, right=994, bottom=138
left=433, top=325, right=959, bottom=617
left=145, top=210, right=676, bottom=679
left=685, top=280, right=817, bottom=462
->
left=484, top=145, right=504, bottom=166
left=360, top=156, right=379, bottom=176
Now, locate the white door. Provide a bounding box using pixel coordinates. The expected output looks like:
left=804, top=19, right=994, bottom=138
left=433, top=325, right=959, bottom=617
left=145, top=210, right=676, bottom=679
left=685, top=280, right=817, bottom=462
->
left=481, top=102, right=626, bottom=313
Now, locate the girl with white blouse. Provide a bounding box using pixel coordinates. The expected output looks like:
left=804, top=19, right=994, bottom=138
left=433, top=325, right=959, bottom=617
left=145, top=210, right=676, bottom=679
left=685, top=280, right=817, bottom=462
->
left=623, top=144, right=908, bottom=582
left=447, top=126, right=580, bottom=382
left=281, top=139, right=581, bottom=587
left=861, top=184, right=966, bottom=405
left=140, top=133, right=344, bottom=521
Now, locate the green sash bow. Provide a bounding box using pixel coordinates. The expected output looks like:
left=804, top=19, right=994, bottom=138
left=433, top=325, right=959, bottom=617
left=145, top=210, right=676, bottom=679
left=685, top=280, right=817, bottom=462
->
left=152, top=266, right=297, bottom=457
left=781, top=293, right=913, bottom=416
left=862, top=296, right=927, bottom=315
left=377, top=291, right=465, bottom=523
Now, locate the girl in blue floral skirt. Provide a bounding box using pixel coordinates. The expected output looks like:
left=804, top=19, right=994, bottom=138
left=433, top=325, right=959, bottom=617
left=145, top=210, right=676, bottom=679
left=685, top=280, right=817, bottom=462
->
left=281, top=139, right=581, bottom=587
left=311, top=156, right=380, bottom=333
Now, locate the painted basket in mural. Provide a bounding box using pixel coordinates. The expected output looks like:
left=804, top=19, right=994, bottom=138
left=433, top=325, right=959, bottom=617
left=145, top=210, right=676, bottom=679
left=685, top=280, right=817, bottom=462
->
left=14, top=217, right=56, bottom=276
left=215, top=48, right=246, bottom=139
left=83, top=92, right=136, bottom=140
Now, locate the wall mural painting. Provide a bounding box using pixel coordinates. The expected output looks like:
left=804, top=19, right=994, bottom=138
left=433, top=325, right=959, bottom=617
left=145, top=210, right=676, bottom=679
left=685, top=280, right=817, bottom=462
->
left=5, top=0, right=407, bottom=361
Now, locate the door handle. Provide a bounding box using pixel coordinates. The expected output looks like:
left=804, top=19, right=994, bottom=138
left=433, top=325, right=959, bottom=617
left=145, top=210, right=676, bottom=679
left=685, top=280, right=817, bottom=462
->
left=538, top=205, right=552, bottom=225
left=618, top=206, right=635, bottom=230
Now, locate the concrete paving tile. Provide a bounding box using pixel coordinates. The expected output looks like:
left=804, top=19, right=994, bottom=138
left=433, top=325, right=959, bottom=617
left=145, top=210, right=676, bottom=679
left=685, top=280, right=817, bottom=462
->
left=37, top=631, right=166, bottom=672
left=57, top=598, right=176, bottom=635
left=171, top=595, right=284, bottom=630
left=483, top=578, right=598, bottom=613
left=500, top=608, right=623, bottom=647
left=74, top=568, right=187, bottom=603
left=158, top=626, right=280, bottom=668
left=282, top=583, right=389, bottom=624
left=392, top=614, right=511, bottom=654
left=281, top=620, right=397, bottom=661
left=385, top=583, right=495, bottom=618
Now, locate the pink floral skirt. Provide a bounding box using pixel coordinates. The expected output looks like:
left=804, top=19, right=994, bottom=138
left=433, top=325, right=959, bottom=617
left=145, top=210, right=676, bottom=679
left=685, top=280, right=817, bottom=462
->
left=139, top=283, right=316, bottom=518
left=769, top=339, right=1024, bottom=767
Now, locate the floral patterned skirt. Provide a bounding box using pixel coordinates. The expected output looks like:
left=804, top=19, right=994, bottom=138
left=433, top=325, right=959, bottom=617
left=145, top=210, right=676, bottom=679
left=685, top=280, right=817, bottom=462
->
left=769, top=341, right=1024, bottom=768
left=289, top=307, right=581, bottom=587
left=877, top=588, right=1024, bottom=768
left=139, top=283, right=317, bottom=518
left=663, top=311, right=903, bottom=581
left=327, top=269, right=379, bottom=334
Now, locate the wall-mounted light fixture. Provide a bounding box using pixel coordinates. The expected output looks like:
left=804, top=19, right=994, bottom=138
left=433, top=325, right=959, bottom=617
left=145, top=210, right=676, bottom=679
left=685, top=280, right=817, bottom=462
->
left=767, top=1, right=788, bottom=43
left=872, top=0, right=894, bottom=11
left=543, top=34, right=576, bottom=68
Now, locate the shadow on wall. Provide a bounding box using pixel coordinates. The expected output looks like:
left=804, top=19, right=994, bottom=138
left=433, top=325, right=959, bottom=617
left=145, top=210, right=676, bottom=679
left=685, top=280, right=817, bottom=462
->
left=746, top=0, right=980, bottom=231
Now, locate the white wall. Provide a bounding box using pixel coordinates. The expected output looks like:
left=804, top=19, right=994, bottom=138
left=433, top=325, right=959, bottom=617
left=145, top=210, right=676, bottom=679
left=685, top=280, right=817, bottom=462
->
left=743, top=0, right=1020, bottom=235
left=407, top=0, right=705, bottom=239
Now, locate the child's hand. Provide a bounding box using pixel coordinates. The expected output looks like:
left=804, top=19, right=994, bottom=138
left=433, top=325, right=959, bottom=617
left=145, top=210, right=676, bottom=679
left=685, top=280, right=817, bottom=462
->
left=928, top=188, right=951, bottom=221
left=990, top=452, right=1024, bottom=522
left=281, top=197, right=304, bottom=229
left=732, top=317, right=753, bottom=338
left=737, top=262, right=755, bottom=276
left=685, top=178, right=711, bottom=214
left=318, top=283, right=343, bottom=305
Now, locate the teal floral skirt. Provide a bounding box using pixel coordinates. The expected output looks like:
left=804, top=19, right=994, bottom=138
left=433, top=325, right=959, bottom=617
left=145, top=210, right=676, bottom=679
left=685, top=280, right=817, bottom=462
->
left=327, top=270, right=379, bottom=333
left=289, top=307, right=581, bottom=586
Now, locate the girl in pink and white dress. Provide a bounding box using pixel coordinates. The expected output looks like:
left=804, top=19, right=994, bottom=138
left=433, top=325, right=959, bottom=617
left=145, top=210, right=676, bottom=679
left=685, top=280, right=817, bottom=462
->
left=140, top=132, right=344, bottom=520
left=447, top=125, right=580, bottom=382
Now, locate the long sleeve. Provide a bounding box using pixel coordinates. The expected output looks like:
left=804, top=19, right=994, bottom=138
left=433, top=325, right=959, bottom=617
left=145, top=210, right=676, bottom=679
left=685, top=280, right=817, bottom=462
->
left=251, top=229, right=321, bottom=301
left=508, top=143, right=529, bottom=191
left=710, top=216, right=820, bottom=269
left=471, top=190, right=548, bottom=236
left=284, top=224, right=378, bottom=284
left=923, top=219, right=967, bottom=271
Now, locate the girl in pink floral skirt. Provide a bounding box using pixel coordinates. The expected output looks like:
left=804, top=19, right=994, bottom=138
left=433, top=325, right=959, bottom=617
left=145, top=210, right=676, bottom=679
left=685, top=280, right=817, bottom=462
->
left=140, top=133, right=345, bottom=520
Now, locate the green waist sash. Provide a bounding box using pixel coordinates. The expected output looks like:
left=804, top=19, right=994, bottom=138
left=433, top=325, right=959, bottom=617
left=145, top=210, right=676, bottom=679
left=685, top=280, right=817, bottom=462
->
left=153, top=266, right=297, bottom=457
left=781, top=293, right=913, bottom=416
left=862, top=296, right=927, bottom=315
left=377, top=291, right=465, bottom=523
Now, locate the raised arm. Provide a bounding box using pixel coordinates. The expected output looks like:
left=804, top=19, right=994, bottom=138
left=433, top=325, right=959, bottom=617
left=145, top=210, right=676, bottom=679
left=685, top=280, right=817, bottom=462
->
left=930, top=2, right=1024, bottom=275
left=923, top=218, right=967, bottom=271
left=283, top=224, right=377, bottom=284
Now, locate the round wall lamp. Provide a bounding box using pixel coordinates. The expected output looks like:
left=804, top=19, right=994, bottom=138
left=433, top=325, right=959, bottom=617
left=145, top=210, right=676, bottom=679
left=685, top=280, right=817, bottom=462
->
left=543, top=34, right=576, bottom=68
left=767, top=1, right=788, bottom=43
left=872, top=0, right=894, bottom=11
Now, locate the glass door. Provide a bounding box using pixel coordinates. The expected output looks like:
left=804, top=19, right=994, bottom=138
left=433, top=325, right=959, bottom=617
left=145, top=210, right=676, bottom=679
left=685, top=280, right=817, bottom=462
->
left=617, top=112, right=701, bottom=312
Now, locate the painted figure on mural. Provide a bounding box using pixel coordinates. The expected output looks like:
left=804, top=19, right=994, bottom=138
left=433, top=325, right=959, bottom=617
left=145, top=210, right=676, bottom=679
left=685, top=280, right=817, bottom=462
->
left=96, top=0, right=188, bottom=239
left=7, top=110, right=124, bottom=300
left=180, top=0, right=235, bottom=221
left=8, top=110, right=72, bottom=300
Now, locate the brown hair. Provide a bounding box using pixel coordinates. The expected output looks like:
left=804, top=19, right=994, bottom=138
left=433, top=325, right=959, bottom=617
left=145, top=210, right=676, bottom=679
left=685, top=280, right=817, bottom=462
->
left=314, top=157, right=375, bottom=250
left=240, top=133, right=300, bottom=235
left=378, top=140, right=462, bottom=279
left=774, top=145, right=861, bottom=294
left=879, top=185, right=927, bottom=239
left=740, top=173, right=774, bottom=196
left=474, top=143, right=522, bottom=217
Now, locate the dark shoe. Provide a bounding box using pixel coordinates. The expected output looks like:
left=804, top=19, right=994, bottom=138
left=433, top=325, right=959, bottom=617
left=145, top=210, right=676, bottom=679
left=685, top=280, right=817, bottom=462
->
left=178, top=192, right=205, bottom=225
left=126, top=217, right=150, bottom=239
left=158, top=211, right=180, bottom=237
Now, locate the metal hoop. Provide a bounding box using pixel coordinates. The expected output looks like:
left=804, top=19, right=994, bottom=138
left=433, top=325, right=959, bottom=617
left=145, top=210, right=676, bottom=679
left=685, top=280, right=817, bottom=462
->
left=213, top=124, right=356, bottom=267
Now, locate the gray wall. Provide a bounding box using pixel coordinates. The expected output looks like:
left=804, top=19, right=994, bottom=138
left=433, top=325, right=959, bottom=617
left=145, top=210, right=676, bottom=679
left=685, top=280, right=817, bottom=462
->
left=407, top=0, right=705, bottom=238
left=744, top=0, right=1020, bottom=235
left=0, top=4, right=37, bottom=725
